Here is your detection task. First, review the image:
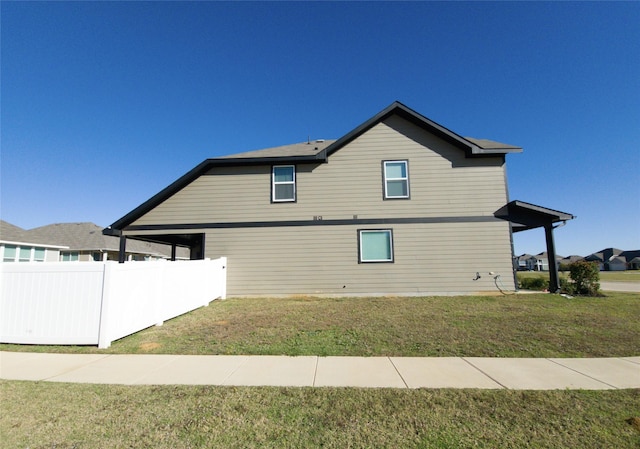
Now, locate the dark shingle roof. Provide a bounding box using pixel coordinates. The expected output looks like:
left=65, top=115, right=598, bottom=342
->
left=464, top=138, right=522, bottom=151
left=221, top=140, right=336, bottom=159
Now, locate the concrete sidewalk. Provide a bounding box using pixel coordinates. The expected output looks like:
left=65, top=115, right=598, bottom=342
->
left=1, top=352, right=638, bottom=390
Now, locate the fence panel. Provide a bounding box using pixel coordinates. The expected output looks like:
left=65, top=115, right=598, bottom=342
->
left=0, top=258, right=227, bottom=348
left=0, top=263, right=104, bottom=345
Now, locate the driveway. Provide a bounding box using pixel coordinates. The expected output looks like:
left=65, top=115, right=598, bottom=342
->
left=600, top=281, right=640, bottom=293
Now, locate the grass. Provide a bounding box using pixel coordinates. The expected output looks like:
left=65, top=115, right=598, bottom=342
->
left=1, top=381, right=639, bottom=448
left=2, top=293, right=639, bottom=448
left=517, top=270, right=640, bottom=282
left=2, top=292, right=639, bottom=358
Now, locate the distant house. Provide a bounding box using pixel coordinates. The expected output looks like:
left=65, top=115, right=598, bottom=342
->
left=525, top=252, right=564, bottom=272
left=105, top=101, right=574, bottom=296
left=0, top=221, right=187, bottom=262
left=607, top=256, right=627, bottom=271
left=516, top=254, right=537, bottom=271
left=0, top=220, right=66, bottom=262
left=584, top=248, right=632, bottom=271
left=558, top=255, right=583, bottom=270
left=620, top=250, right=640, bottom=270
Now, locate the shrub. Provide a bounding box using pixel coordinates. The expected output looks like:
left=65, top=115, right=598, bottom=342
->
left=568, top=261, right=601, bottom=296
left=518, top=275, right=548, bottom=291
left=558, top=263, right=571, bottom=273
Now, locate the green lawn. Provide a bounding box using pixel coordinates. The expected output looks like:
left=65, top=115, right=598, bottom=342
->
left=2, top=381, right=639, bottom=449
left=2, top=293, right=639, bottom=448
left=2, top=292, right=638, bottom=358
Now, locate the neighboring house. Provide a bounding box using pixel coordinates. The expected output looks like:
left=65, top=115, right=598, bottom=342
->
left=584, top=248, right=631, bottom=271
left=105, top=101, right=573, bottom=296
left=26, top=222, right=187, bottom=261
left=0, top=220, right=66, bottom=262
left=620, top=250, right=640, bottom=270
left=522, top=252, right=564, bottom=272
left=559, top=255, right=583, bottom=266
left=584, top=252, right=605, bottom=271
left=516, top=254, right=537, bottom=271
left=1, top=221, right=187, bottom=262
left=607, top=256, right=627, bottom=271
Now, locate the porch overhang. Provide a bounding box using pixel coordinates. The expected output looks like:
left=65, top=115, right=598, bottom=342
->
left=494, top=200, right=575, bottom=233
left=495, top=200, right=575, bottom=294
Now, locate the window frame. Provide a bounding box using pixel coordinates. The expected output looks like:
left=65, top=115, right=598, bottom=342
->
left=61, top=251, right=79, bottom=262
left=271, top=165, right=296, bottom=203
left=382, top=160, right=410, bottom=200
left=3, top=244, right=17, bottom=262
left=358, top=229, right=394, bottom=263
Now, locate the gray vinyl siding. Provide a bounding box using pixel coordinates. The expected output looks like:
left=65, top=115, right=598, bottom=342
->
left=126, top=114, right=515, bottom=296
left=131, top=115, right=508, bottom=226
left=203, top=222, right=514, bottom=296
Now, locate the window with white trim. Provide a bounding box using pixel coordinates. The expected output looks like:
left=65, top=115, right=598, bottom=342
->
left=19, top=247, right=31, bottom=262
left=383, top=160, right=409, bottom=199
left=359, top=229, right=394, bottom=263
left=3, top=245, right=17, bottom=262
left=272, top=165, right=296, bottom=202
left=61, top=252, right=79, bottom=262
left=34, top=248, right=46, bottom=262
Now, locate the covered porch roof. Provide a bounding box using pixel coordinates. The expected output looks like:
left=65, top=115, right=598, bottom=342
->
left=494, top=200, right=575, bottom=233
left=495, top=200, right=575, bottom=294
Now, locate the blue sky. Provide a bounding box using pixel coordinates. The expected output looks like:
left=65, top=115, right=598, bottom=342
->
left=2, top=1, right=639, bottom=257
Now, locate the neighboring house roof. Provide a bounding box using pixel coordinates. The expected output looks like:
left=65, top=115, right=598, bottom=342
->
left=620, top=250, right=640, bottom=262
left=560, top=255, right=584, bottom=264
left=105, top=101, right=523, bottom=233
left=517, top=253, right=536, bottom=260
left=608, top=256, right=627, bottom=264
left=27, top=222, right=181, bottom=257
left=584, top=252, right=604, bottom=262
left=0, top=220, right=67, bottom=249
left=0, top=220, right=29, bottom=242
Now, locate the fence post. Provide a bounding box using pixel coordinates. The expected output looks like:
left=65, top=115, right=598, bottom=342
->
left=97, top=262, right=113, bottom=349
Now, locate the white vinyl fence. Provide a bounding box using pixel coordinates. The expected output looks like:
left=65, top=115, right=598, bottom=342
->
left=0, top=257, right=226, bottom=348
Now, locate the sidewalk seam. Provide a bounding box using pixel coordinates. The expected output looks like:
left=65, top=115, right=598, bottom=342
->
left=387, top=357, right=409, bottom=389
left=220, top=356, right=250, bottom=386
left=461, top=357, right=508, bottom=389
left=42, top=354, right=111, bottom=382
left=620, top=357, right=640, bottom=366
left=547, top=358, right=618, bottom=389
left=312, top=356, right=319, bottom=387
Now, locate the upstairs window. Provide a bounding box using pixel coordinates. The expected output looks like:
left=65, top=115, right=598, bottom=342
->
left=383, top=160, right=409, bottom=199
left=272, top=165, right=296, bottom=202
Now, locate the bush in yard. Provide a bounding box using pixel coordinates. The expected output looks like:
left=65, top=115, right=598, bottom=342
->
left=568, top=261, right=601, bottom=296
left=558, top=263, right=571, bottom=273
left=518, top=275, right=548, bottom=291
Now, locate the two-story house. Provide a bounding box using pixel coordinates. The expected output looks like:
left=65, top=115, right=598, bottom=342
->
left=104, top=102, right=572, bottom=296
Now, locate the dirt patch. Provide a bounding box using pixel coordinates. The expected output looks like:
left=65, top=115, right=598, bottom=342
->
left=139, top=342, right=161, bottom=351
left=213, top=320, right=229, bottom=326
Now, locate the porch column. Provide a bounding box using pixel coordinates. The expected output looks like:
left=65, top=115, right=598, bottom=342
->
left=118, top=235, right=127, bottom=264
left=171, top=244, right=177, bottom=261
left=544, top=224, right=560, bottom=293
